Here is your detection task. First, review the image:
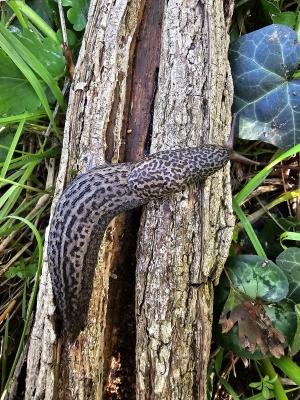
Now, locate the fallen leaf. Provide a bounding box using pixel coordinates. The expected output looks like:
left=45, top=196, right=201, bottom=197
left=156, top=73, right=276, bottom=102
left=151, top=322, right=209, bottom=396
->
left=219, top=300, right=285, bottom=358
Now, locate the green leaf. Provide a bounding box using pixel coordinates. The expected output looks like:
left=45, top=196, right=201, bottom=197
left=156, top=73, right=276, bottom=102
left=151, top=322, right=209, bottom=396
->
left=56, top=28, right=77, bottom=47
left=268, top=375, right=278, bottom=384
left=272, top=12, right=297, bottom=29
left=0, top=161, right=41, bottom=222
left=2, top=26, right=65, bottom=106
left=62, top=0, right=89, bottom=31
left=259, top=217, right=300, bottom=259
left=5, top=262, right=37, bottom=278
left=230, top=24, right=300, bottom=149
left=261, top=359, right=287, bottom=400
left=264, top=301, right=297, bottom=345
left=0, top=176, right=44, bottom=194
left=226, top=255, right=289, bottom=302
left=0, top=133, right=15, bottom=162
left=264, top=382, right=274, bottom=389
left=0, top=49, right=43, bottom=115
left=8, top=0, right=58, bottom=43
left=276, top=247, right=300, bottom=302
left=259, top=0, right=280, bottom=22
left=15, top=28, right=65, bottom=80
left=235, top=143, right=300, bottom=205
left=0, top=24, right=54, bottom=123
left=0, top=145, right=59, bottom=172
left=18, top=0, right=54, bottom=29
left=249, top=381, right=263, bottom=389
left=221, top=287, right=242, bottom=315
left=262, top=386, right=270, bottom=399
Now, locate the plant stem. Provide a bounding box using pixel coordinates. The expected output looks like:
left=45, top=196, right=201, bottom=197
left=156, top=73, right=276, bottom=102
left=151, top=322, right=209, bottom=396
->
left=261, top=359, right=288, bottom=400
left=272, top=356, right=300, bottom=387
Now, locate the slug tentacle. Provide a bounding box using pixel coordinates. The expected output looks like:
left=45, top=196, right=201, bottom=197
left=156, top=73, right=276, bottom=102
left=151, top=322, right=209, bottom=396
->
left=48, top=144, right=231, bottom=338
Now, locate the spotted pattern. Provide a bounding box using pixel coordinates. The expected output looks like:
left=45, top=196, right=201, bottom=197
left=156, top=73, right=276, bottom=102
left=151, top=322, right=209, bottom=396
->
left=48, top=144, right=231, bottom=338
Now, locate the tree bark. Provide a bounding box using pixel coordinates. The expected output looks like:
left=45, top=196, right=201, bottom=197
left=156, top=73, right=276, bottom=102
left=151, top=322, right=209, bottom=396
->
left=24, top=0, right=234, bottom=399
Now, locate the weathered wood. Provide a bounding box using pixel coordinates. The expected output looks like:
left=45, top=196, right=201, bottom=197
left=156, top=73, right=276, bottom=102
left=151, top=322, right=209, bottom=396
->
left=135, top=1, right=234, bottom=398
left=24, top=0, right=234, bottom=399
left=25, top=1, right=147, bottom=398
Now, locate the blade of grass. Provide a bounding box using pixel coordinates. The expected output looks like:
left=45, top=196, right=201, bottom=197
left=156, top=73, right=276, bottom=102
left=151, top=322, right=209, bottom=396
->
left=280, top=231, right=300, bottom=248
left=0, top=176, right=44, bottom=194
left=0, top=110, right=46, bottom=125
left=0, top=23, right=64, bottom=108
left=235, top=144, right=300, bottom=205
left=0, top=169, right=23, bottom=188
left=0, top=160, right=43, bottom=219
left=1, top=318, right=9, bottom=392
left=220, top=377, right=240, bottom=400
left=245, top=392, right=274, bottom=399
left=0, top=146, right=60, bottom=171
left=22, top=280, right=27, bottom=320
left=7, top=1, right=28, bottom=30
left=0, top=120, right=25, bottom=179
left=237, top=188, right=300, bottom=229
left=0, top=198, right=48, bottom=236
left=214, top=347, right=224, bottom=375
left=2, top=216, right=43, bottom=395
left=0, top=26, right=54, bottom=127
left=8, top=1, right=59, bottom=43
left=232, top=198, right=266, bottom=257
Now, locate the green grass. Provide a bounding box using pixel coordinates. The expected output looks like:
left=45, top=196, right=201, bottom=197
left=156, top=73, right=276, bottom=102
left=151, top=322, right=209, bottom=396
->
left=0, top=2, right=66, bottom=393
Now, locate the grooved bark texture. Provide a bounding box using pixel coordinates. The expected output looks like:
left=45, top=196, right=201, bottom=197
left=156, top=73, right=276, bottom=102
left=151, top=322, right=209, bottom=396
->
left=135, top=3, right=234, bottom=398
left=23, top=0, right=234, bottom=399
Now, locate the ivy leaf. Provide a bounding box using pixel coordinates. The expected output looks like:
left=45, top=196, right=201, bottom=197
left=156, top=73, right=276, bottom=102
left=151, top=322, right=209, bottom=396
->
left=226, top=255, right=289, bottom=302
left=230, top=24, right=300, bottom=149
left=62, top=0, right=89, bottom=31
left=276, top=247, right=300, bottom=303
left=215, top=255, right=296, bottom=359
left=264, top=301, right=297, bottom=346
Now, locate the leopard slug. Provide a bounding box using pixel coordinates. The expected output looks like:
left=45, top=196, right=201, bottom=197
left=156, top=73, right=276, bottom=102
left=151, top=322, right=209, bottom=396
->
left=48, top=144, right=232, bottom=338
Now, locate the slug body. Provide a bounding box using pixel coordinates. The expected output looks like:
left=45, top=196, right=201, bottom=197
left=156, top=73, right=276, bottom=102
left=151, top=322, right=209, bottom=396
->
left=48, top=144, right=231, bottom=337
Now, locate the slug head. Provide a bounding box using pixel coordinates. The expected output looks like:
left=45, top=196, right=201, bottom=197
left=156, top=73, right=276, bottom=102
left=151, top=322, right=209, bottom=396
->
left=128, top=144, right=232, bottom=199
